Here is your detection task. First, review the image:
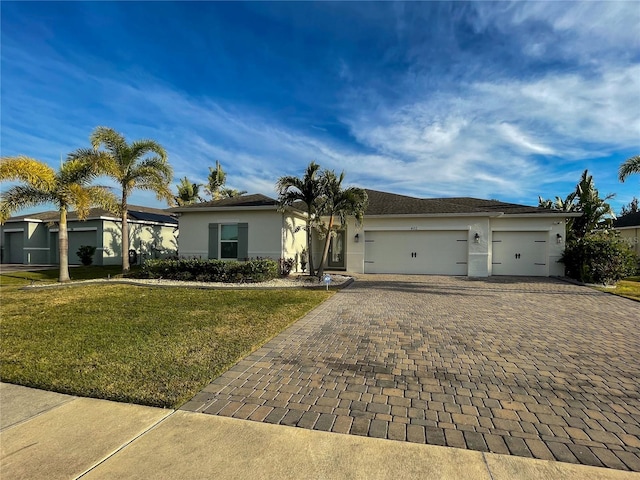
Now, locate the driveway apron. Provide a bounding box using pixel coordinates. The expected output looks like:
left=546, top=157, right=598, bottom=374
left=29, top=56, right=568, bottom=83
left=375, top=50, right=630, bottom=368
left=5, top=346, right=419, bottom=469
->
left=181, top=275, right=640, bottom=472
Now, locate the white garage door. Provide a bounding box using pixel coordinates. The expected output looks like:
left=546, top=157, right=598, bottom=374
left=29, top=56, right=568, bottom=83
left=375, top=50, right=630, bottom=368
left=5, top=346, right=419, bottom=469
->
left=364, top=230, right=468, bottom=275
left=492, top=231, right=548, bottom=276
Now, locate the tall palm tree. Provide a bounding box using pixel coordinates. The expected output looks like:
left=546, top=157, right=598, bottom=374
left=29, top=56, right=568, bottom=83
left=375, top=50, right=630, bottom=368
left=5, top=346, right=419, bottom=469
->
left=0, top=155, right=117, bottom=282
left=276, top=162, right=322, bottom=276
left=83, top=126, right=173, bottom=273
left=175, top=177, right=203, bottom=206
left=619, top=155, right=640, bottom=183
left=316, top=170, right=368, bottom=278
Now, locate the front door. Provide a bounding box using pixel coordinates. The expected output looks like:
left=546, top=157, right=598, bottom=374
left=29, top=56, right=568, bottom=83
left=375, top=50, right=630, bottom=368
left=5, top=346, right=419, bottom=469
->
left=327, top=230, right=345, bottom=269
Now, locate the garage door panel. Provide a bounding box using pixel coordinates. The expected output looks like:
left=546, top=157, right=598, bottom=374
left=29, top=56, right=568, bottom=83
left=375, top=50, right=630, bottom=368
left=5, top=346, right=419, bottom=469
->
left=68, top=231, right=97, bottom=265
left=364, top=231, right=468, bottom=275
left=492, top=231, right=547, bottom=276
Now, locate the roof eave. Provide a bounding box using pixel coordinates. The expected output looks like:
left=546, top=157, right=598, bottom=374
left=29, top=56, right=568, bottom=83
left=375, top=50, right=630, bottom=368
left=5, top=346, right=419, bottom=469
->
left=365, top=212, right=505, bottom=218
left=170, top=205, right=278, bottom=213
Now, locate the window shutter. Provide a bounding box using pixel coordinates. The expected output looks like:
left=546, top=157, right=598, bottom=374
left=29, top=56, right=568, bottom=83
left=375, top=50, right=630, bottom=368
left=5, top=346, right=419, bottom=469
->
left=238, top=223, right=248, bottom=260
left=208, top=223, right=219, bottom=259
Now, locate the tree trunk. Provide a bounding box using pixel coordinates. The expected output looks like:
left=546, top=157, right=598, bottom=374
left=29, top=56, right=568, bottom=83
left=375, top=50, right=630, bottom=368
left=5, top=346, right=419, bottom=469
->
left=121, top=194, right=130, bottom=273
left=306, top=207, right=315, bottom=276
left=58, top=205, right=71, bottom=282
left=317, top=215, right=334, bottom=278
left=307, top=225, right=315, bottom=276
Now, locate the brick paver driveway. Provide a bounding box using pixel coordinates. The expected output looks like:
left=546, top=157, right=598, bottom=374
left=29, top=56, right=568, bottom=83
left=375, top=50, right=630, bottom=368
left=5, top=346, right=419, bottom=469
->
left=182, top=275, right=640, bottom=472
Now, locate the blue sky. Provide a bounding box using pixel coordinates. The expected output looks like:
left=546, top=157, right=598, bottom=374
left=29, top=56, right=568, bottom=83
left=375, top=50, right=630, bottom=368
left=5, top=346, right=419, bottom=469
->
left=1, top=1, right=639, bottom=214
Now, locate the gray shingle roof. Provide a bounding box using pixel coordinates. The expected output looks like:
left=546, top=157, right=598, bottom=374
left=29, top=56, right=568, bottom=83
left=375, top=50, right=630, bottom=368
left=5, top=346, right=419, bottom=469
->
left=168, top=190, right=561, bottom=216
left=363, top=189, right=555, bottom=215
left=5, top=205, right=177, bottom=225
left=614, top=212, right=640, bottom=228
left=171, top=194, right=278, bottom=210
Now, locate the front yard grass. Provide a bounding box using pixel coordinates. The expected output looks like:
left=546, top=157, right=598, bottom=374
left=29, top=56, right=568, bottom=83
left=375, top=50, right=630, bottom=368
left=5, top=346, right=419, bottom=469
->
left=0, top=265, right=130, bottom=286
left=594, top=277, right=640, bottom=302
left=1, top=283, right=332, bottom=408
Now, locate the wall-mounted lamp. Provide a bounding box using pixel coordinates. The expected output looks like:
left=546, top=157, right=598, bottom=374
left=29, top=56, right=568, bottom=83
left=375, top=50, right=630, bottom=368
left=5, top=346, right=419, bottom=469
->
left=354, top=233, right=360, bottom=243
left=474, top=232, right=480, bottom=244
left=556, top=233, right=563, bottom=244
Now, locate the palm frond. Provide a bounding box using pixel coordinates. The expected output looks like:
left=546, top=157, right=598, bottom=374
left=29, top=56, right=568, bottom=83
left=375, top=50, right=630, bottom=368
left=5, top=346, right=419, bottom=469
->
left=619, top=155, right=640, bottom=182
left=0, top=156, right=57, bottom=191
left=90, top=126, right=127, bottom=156
left=0, top=185, right=55, bottom=223
left=129, top=139, right=168, bottom=163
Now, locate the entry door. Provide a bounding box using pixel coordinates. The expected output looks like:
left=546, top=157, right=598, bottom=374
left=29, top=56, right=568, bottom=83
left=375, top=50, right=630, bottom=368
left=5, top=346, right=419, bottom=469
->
left=492, top=231, right=548, bottom=276
left=327, top=230, right=345, bottom=269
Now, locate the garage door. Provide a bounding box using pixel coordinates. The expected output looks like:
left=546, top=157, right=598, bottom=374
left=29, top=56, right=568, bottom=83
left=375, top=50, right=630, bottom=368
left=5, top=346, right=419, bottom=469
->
left=4, top=232, right=24, bottom=263
left=492, top=231, right=547, bottom=276
left=364, top=230, right=468, bottom=275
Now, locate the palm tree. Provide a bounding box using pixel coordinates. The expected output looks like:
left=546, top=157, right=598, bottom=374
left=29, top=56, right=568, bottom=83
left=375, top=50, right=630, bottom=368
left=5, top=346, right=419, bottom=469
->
left=175, top=177, right=203, bottom=206
left=619, top=155, right=640, bottom=183
left=205, top=160, right=226, bottom=200
left=572, top=169, right=616, bottom=240
left=84, top=126, right=173, bottom=273
left=219, top=187, right=247, bottom=199
left=0, top=155, right=117, bottom=282
left=316, top=170, right=368, bottom=278
left=276, top=162, right=322, bottom=276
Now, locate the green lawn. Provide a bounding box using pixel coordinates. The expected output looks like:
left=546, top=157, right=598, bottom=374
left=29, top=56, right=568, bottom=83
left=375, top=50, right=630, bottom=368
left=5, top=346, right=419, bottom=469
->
left=0, top=275, right=332, bottom=408
left=594, top=277, right=640, bottom=302
left=0, top=265, right=129, bottom=286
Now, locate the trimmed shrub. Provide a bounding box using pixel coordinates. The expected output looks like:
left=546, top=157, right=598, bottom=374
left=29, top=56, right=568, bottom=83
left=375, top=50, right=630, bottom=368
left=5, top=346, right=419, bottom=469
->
left=77, top=245, right=97, bottom=266
left=560, top=231, right=638, bottom=284
left=138, top=258, right=279, bottom=283
left=279, top=258, right=295, bottom=277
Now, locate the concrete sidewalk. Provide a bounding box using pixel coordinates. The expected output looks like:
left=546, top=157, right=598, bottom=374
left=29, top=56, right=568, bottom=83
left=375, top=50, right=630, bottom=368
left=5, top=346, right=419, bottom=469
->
left=1, top=383, right=637, bottom=479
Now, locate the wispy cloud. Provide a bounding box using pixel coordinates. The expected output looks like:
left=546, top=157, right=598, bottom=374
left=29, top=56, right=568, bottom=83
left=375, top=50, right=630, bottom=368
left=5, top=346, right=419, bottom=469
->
left=1, top=1, right=639, bottom=215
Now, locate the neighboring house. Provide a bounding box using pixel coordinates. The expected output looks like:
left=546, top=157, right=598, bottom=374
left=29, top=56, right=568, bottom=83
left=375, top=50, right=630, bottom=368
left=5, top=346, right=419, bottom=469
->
left=172, top=189, right=578, bottom=277
left=613, top=212, right=640, bottom=256
left=0, top=206, right=178, bottom=266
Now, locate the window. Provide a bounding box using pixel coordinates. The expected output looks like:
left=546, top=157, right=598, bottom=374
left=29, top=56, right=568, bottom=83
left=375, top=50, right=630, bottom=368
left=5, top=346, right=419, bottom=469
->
left=220, top=224, right=238, bottom=259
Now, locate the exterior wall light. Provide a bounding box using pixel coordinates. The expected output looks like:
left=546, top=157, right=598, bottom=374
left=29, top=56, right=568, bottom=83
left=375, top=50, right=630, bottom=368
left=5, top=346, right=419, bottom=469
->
left=354, top=233, right=360, bottom=243
left=556, top=233, right=563, bottom=244
left=474, top=232, right=480, bottom=243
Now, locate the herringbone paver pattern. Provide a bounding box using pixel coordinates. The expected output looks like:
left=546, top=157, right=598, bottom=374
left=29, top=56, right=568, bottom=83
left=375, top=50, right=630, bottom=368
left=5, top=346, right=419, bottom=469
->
left=181, top=275, right=640, bottom=472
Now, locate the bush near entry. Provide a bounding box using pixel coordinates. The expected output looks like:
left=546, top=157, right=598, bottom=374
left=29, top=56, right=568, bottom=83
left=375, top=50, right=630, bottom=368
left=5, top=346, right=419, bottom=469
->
left=560, top=231, right=638, bottom=285
left=137, top=258, right=279, bottom=283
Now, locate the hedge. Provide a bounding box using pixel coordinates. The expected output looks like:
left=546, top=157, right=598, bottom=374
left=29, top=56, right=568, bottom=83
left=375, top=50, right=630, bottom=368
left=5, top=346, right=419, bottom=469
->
left=560, top=231, right=638, bottom=285
left=136, top=258, right=280, bottom=283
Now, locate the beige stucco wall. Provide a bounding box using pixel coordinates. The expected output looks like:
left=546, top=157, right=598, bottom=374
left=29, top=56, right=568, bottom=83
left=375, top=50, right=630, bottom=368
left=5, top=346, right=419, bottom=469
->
left=178, top=209, right=306, bottom=262
left=342, top=214, right=567, bottom=276
left=282, top=213, right=308, bottom=270
left=618, top=227, right=640, bottom=256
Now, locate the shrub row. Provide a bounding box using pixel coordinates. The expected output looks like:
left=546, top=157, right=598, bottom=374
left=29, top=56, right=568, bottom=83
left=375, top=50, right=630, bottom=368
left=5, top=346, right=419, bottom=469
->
left=136, top=258, right=280, bottom=283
